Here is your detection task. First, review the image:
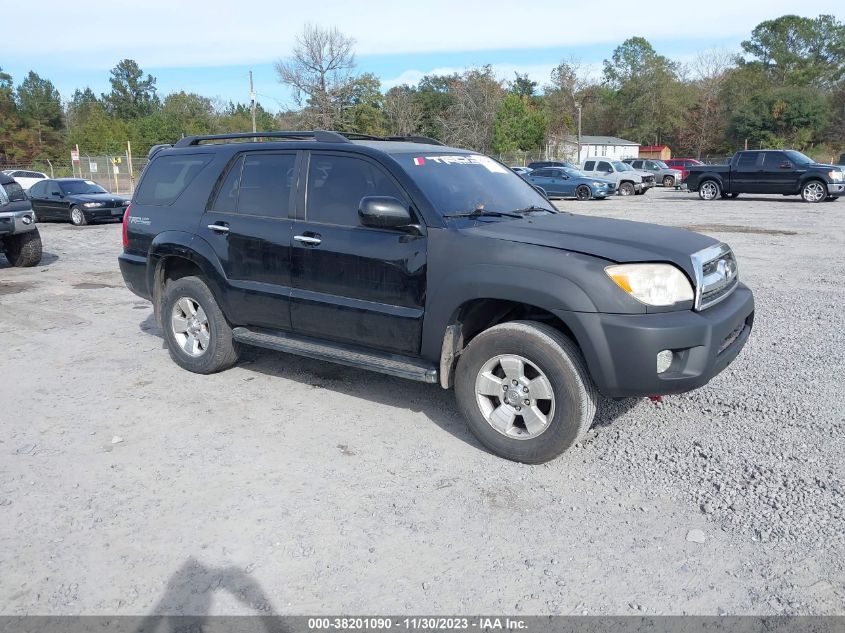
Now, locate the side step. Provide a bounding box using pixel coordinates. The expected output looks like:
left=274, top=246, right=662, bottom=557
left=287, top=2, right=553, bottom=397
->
left=232, top=327, right=439, bottom=384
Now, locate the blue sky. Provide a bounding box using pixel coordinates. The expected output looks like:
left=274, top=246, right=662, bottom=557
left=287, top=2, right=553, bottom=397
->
left=2, top=0, right=841, bottom=112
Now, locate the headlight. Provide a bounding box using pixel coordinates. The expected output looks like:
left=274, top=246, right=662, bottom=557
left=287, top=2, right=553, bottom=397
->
left=592, top=182, right=604, bottom=187
left=83, top=202, right=105, bottom=208
left=605, top=263, right=694, bottom=306
left=829, top=170, right=843, bottom=181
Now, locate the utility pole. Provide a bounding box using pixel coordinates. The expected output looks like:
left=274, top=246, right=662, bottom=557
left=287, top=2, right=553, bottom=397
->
left=576, top=102, right=582, bottom=164
left=249, top=71, right=257, bottom=134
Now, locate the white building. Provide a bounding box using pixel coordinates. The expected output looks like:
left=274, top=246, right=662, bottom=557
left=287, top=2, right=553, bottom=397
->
left=551, top=135, right=640, bottom=165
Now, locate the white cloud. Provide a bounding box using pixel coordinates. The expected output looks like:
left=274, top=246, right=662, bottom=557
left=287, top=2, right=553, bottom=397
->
left=5, top=0, right=840, bottom=69
left=381, top=63, right=604, bottom=91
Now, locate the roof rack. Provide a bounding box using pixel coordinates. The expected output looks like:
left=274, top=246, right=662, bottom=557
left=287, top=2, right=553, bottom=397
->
left=171, top=130, right=445, bottom=148
left=174, top=130, right=351, bottom=148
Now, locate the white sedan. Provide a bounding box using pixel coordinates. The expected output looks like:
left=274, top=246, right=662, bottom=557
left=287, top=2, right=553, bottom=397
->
left=1, top=169, right=48, bottom=191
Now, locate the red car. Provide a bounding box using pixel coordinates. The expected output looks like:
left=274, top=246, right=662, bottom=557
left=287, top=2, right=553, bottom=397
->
left=665, top=158, right=704, bottom=183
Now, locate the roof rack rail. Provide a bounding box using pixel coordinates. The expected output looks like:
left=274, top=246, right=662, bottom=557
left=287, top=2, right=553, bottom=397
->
left=170, top=130, right=445, bottom=149
left=173, top=130, right=351, bottom=148
left=385, top=135, right=445, bottom=146
left=148, top=143, right=173, bottom=158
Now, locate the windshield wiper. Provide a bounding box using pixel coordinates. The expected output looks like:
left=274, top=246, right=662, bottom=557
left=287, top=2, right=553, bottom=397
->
left=443, top=209, right=523, bottom=219
left=513, top=205, right=555, bottom=214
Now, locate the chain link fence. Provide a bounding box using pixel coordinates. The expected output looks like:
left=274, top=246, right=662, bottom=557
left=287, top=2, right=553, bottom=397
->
left=3, top=155, right=149, bottom=195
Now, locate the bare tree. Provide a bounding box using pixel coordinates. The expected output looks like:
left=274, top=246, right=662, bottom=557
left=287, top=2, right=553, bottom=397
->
left=679, top=49, right=734, bottom=158
left=383, top=86, right=422, bottom=136
left=275, top=24, right=357, bottom=129
left=439, top=67, right=504, bottom=153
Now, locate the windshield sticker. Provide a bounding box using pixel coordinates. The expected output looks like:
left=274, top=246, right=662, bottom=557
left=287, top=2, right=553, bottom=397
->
left=414, top=155, right=508, bottom=174
left=85, top=180, right=97, bottom=185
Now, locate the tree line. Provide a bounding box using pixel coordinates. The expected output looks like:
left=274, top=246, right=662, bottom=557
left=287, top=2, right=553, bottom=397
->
left=1, top=14, right=843, bottom=168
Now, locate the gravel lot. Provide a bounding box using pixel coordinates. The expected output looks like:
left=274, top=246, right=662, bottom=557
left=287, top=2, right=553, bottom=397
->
left=1, top=187, right=843, bottom=616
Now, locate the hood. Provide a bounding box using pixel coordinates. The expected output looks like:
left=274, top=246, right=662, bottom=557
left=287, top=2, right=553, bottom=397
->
left=463, top=213, right=718, bottom=278
left=71, top=192, right=128, bottom=204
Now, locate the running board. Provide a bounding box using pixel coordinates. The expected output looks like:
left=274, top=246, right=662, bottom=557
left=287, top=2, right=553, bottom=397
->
left=232, top=327, right=439, bottom=384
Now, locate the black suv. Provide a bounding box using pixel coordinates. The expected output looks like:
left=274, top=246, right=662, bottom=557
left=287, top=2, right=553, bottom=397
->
left=119, top=131, right=755, bottom=463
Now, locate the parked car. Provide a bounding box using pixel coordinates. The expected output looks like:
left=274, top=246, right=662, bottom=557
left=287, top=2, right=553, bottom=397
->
left=527, top=160, right=576, bottom=171
left=1, top=169, right=48, bottom=191
left=120, top=130, right=754, bottom=463
left=623, top=159, right=683, bottom=187
left=510, top=166, right=532, bottom=177
left=0, top=172, right=42, bottom=267
left=580, top=158, right=645, bottom=196
left=619, top=162, right=656, bottom=191
left=664, top=158, right=704, bottom=183
left=685, top=150, right=844, bottom=203
left=526, top=166, right=615, bottom=200
left=28, top=178, right=131, bottom=225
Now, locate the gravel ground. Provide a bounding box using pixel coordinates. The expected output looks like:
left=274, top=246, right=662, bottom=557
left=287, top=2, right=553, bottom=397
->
left=0, top=187, right=843, bottom=616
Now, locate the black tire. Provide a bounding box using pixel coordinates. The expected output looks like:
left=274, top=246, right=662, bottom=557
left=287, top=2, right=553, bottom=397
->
left=454, top=320, right=598, bottom=464
left=161, top=276, right=239, bottom=374
left=575, top=185, right=591, bottom=201
left=618, top=181, right=635, bottom=196
left=2, top=229, right=42, bottom=267
left=698, top=179, right=721, bottom=200
left=662, top=175, right=675, bottom=187
left=730, top=193, right=740, bottom=199
left=801, top=179, right=827, bottom=203
left=634, top=189, right=645, bottom=195
left=824, top=196, right=838, bottom=202
left=70, top=205, right=88, bottom=226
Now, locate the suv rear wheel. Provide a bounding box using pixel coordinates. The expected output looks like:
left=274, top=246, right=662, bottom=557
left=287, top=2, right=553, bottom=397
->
left=162, top=276, right=239, bottom=374
left=454, top=320, right=597, bottom=463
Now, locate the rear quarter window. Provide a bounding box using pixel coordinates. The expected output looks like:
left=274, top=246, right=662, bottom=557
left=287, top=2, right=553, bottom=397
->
left=134, top=154, right=212, bottom=206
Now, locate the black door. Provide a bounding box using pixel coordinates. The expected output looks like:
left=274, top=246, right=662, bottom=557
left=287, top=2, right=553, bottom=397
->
left=732, top=151, right=764, bottom=193
left=197, top=151, right=299, bottom=330
left=289, top=152, right=426, bottom=356
left=760, top=152, right=801, bottom=193
left=27, top=181, right=51, bottom=219
left=30, top=180, right=66, bottom=219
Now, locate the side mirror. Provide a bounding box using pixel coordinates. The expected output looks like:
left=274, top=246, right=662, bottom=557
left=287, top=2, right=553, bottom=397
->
left=359, top=196, right=413, bottom=229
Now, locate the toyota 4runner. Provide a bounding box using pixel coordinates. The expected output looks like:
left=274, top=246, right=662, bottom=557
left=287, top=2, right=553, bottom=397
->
left=119, top=131, right=754, bottom=463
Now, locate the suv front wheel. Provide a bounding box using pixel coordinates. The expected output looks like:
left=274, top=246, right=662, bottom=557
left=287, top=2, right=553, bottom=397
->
left=454, top=320, right=597, bottom=463
left=162, top=276, right=239, bottom=374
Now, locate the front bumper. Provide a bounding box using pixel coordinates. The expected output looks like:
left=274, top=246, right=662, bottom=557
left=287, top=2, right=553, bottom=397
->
left=84, top=205, right=127, bottom=220
left=827, top=183, right=844, bottom=197
left=0, top=209, right=37, bottom=236
left=556, top=283, right=754, bottom=398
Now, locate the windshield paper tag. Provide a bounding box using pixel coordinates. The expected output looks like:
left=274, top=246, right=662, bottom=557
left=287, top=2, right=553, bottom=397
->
left=415, top=155, right=508, bottom=174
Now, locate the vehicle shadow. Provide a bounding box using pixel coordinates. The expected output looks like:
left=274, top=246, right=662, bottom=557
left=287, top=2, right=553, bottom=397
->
left=133, top=557, right=287, bottom=632
left=0, top=251, right=59, bottom=269
left=138, top=313, right=641, bottom=453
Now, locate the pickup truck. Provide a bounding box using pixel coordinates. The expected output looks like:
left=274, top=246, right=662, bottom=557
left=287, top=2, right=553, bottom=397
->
left=686, top=150, right=845, bottom=203
left=0, top=172, right=42, bottom=267
left=120, top=131, right=754, bottom=463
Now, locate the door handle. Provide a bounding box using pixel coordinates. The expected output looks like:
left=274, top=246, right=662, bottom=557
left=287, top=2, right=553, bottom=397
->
left=207, top=223, right=230, bottom=233
left=294, top=235, right=321, bottom=246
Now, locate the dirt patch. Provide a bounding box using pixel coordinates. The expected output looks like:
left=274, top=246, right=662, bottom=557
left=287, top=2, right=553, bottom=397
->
left=682, top=223, right=798, bottom=236
left=72, top=282, right=119, bottom=290
left=0, top=282, right=35, bottom=296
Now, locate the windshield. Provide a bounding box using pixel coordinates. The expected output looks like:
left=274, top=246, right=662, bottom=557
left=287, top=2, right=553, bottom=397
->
left=784, top=150, right=814, bottom=165
left=614, top=162, right=633, bottom=172
left=563, top=167, right=586, bottom=178
left=59, top=180, right=108, bottom=195
left=396, top=153, right=556, bottom=216
left=654, top=161, right=669, bottom=169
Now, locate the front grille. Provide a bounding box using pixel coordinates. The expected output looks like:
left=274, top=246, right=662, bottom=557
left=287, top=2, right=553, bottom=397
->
left=691, top=243, right=739, bottom=311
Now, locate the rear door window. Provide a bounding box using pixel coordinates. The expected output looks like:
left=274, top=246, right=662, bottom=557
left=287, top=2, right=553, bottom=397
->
left=211, top=152, right=297, bottom=218
left=135, top=154, right=212, bottom=206
left=736, top=152, right=762, bottom=170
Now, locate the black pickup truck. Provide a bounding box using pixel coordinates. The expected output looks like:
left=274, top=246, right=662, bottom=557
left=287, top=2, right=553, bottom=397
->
left=685, top=150, right=845, bottom=203
left=119, top=131, right=754, bottom=463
